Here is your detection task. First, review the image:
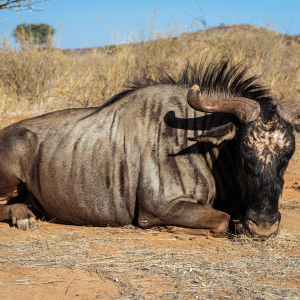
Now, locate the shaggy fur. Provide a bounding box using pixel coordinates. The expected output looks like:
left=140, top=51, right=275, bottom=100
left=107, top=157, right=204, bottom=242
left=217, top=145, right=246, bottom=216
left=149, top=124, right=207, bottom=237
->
left=88, top=60, right=273, bottom=118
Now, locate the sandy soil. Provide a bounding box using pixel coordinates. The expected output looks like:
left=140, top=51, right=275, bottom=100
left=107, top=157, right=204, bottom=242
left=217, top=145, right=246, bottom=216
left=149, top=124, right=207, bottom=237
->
left=0, top=118, right=299, bottom=299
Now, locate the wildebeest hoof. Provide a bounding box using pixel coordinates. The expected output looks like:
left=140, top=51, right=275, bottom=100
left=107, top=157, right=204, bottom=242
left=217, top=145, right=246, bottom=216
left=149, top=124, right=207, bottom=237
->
left=30, top=218, right=35, bottom=230
left=12, top=216, right=17, bottom=226
left=16, top=217, right=35, bottom=231
left=9, top=203, right=36, bottom=230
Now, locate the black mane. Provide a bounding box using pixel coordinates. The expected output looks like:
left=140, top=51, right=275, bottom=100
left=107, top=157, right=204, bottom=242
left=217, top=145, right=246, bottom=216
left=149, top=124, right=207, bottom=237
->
left=87, top=60, right=272, bottom=118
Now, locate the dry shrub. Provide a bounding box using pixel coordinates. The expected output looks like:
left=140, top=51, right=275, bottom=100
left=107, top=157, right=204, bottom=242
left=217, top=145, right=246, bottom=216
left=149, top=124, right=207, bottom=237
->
left=0, top=36, right=60, bottom=104
left=55, top=48, right=123, bottom=107
left=108, top=23, right=300, bottom=104
left=61, top=19, right=299, bottom=108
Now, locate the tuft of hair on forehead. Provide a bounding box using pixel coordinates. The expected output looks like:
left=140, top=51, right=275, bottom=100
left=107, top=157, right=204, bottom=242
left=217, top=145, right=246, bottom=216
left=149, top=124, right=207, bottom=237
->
left=242, top=114, right=294, bottom=171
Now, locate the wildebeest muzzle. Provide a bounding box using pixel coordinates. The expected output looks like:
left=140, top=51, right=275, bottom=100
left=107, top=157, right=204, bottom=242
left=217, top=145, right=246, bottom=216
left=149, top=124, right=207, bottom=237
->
left=243, top=209, right=281, bottom=240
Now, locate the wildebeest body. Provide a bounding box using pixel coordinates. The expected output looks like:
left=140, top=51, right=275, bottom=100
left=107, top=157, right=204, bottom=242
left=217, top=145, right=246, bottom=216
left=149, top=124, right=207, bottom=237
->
left=1, top=86, right=222, bottom=227
left=1, top=60, right=299, bottom=238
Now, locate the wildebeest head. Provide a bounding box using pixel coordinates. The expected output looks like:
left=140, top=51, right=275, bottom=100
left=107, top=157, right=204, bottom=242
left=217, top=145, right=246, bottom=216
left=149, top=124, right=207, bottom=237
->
left=187, top=85, right=300, bottom=239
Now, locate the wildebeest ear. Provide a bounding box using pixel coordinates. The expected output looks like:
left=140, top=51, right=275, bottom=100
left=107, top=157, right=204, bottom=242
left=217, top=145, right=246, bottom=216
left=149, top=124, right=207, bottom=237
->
left=294, top=124, right=300, bottom=133
left=188, top=122, right=236, bottom=145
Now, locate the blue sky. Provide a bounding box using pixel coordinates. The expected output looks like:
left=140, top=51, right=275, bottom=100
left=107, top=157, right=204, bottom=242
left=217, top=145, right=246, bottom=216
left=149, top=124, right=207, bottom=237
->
left=0, top=0, right=299, bottom=49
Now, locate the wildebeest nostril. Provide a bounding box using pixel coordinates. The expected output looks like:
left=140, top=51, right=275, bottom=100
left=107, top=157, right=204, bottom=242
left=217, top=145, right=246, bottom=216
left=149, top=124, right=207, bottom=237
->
left=247, top=220, right=280, bottom=238
left=246, top=209, right=281, bottom=225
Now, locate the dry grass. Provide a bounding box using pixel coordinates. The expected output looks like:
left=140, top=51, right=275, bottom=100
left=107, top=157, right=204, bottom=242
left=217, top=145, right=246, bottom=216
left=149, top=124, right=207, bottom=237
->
left=0, top=37, right=60, bottom=102
left=279, top=199, right=300, bottom=213
left=0, top=222, right=299, bottom=299
left=0, top=14, right=299, bottom=120
left=0, top=32, right=72, bottom=118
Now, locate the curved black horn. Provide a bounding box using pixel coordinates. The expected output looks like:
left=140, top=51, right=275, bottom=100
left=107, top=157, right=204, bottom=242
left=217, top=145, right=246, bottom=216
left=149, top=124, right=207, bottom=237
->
left=276, top=100, right=300, bottom=126
left=187, top=85, right=261, bottom=123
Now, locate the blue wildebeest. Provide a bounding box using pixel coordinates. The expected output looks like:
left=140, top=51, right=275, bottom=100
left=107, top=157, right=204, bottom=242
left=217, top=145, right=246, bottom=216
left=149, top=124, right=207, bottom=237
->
left=0, top=60, right=298, bottom=239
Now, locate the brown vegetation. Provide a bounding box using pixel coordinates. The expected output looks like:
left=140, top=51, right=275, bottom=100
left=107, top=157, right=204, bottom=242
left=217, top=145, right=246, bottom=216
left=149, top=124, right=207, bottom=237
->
left=0, top=22, right=299, bottom=124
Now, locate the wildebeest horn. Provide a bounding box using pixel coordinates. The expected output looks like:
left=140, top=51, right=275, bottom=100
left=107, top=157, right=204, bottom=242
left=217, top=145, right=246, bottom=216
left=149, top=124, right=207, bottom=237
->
left=276, top=100, right=300, bottom=126
left=187, top=85, right=261, bottom=123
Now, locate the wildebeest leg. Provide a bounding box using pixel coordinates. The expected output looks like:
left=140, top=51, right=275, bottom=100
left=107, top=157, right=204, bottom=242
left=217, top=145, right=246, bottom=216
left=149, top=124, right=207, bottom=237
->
left=5, top=184, right=39, bottom=229
left=0, top=184, right=35, bottom=231
left=0, top=203, right=35, bottom=231
left=139, top=200, right=231, bottom=236
left=0, top=185, right=35, bottom=231
left=0, top=184, right=36, bottom=231
left=0, top=128, right=37, bottom=230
